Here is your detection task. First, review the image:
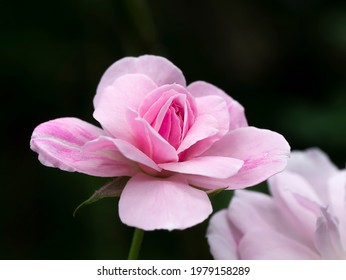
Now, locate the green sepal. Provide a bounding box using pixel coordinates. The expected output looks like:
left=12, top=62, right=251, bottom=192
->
left=190, top=184, right=228, bottom=197
left=207, top=187, right=228, bottom=197
left=73, top=176, right=129, bottom=217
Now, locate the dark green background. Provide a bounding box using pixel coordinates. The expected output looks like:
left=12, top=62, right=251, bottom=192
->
left=1, top=0, right=345, bottom=259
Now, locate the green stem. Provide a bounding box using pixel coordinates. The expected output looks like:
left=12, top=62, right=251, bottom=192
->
left=128, top=228, right=145, bottom=260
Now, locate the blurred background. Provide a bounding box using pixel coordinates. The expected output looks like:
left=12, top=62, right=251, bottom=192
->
left=1, top=0, right=345, bottom=259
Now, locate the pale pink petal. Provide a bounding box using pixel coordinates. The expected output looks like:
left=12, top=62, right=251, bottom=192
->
left=159, top=156, right=243, bottom=179
left=112, top=138, right=161, bottom=173
left=228, top=100, right=248, bottom=129
left=81, top=137, right=139, bottom=176
left=184, top=175, right=232, bottom=190
left=287, top=148, right=339, bottom=202
left=315, top=208, right=346, bottom=259
left=202, top=126, right=290, bottom=188
left=177, top=115, right=219, bottom=154
left=269, top=171, right=323, bottom=246
left=326, top=171, right=346, bottom=248
left=207, top=210, right=239, bottom=260
left=95, top=55, right=186, bottom=106
left=118, top=173, right=212, bottom=230
left=182, top=95, right=230, bottom=158
left=160, top=108, right=181, bottom=149
left=228, top=190, right=295, bottom=238
left=127, top=109, right=178, bottom=163
left=142, top=94, right=176, bottom=129
left=93, top=74, right=157, bottom=141
left=239, top=230, right=320, bottom=259
left=187, top=80, right=231, bottom=102
left=137, top=84, right=197, bottom=150
left=139, top=84, right=196, bottom=125
left=195, top=95, right=229, bottom=135
left=187, top=81, right=248, bottom=129
left=30, top=118, right=137, bottom=177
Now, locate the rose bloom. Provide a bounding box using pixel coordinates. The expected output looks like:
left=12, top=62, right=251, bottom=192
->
left=207, top=148, right=346, bottom=259
left=31, top=55, right=290, bottom=231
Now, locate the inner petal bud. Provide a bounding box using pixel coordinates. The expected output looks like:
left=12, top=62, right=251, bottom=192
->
left=158, top=105, right=182, bottom=149
left=138, top=84, right=197, bottom=150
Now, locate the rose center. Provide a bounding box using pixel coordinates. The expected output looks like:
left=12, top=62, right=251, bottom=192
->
left=139, top=86, right=196, bottom=152
left=157, top=100, right=185, bottom=149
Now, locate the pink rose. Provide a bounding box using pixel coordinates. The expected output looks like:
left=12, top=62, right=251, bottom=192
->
left=30, top=55, right=290, bottom=230
left=207, top=148, right=346, bottom=259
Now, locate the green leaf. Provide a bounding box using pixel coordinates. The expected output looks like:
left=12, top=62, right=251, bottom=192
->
left=73, top=177, right=129, bottom=217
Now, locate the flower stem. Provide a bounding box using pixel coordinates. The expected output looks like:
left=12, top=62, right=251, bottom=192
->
left=128, top=228, right=144, bottom=260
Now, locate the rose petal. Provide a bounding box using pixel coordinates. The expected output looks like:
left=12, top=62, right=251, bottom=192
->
left=95, top=55, right=186, bottom=106
left=187, top=81, right=248, bottom=130
left=159, top=156, right=243, bottom=179
left=137, top=84, right=197, bottom=149
left=207, top=210, right=239, bottom=260
left=228, top=190, right=294, bottom=238
left=269, top=171, right=323, bottom=246
left=112, top=138, right=161, bottom=173
left=127, top=109, right=178, bottom=163
left=139, top=84, right=196, bottom=125
left=93, top=74, right=157, bottom=141
left=142, top=94, right=176, bottom=130
left=195, top=95, right=229, bottom=135
left=239, top=230, right=320, bottom=259
left=286, top=148, right=339, bottom=202
left=202, top=126, right=290, bottom=188
left=118, top=173, right=212, bottom=230
left=161, top=107, right=181, bottom=149
left=184, top=175, right=232, bottom=190
left=326, top=171, right=346, bottom=249
left=177, top=115, right=219, bottom=154
left=315, top=208, right=346, bottom=259
left=182, top=95, right=230, bottom=158
left=30, top=118, right=137, bottom=177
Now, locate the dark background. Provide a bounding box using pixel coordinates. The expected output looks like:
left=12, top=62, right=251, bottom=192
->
left=1, top=0, right=345, bottom=259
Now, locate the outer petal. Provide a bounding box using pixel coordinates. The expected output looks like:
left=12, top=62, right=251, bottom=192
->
left=326, top=171, right=346, bottom=248
left=269, top=171, right=323, bottom=246
left=195, top=95, right=229, bottom=137
left=159, top=156, right=243, bottom=179
left=93, top=74, right=157, bottom=141
left=286, top=148, right=339, bottom=202
left=202, top=126, right=290, bottom=188
left=315, top=208, right=346, bottom=259
left=207, top=210, right=239, bottom=260
left=187, top=81, right=248, bottom=130
left=95, top=55, right=186, bottom=106
left=118, top=173, right=212, bottom=230
left=112, top=139, right=161, bottom=173
left=227, top=190, right=296, bottom=239
left=239, top=230, right=320, bottom=260
left=30, top=118, right=137, bottom=177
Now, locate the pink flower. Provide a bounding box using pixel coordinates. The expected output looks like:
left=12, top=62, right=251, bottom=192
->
left=30, top=55, right=290, bottom=231
left=207, top=148, right=346, bottom=259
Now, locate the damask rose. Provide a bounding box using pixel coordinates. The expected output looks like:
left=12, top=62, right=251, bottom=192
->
left=207, top=148, right=346, bottom=259
left=31, top=55, right=290, bottom=230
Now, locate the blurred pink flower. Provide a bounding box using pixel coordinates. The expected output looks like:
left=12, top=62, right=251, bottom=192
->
left=30, top=55, right=290, bottom=230
left=207, top=148, right=346, bottom=259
